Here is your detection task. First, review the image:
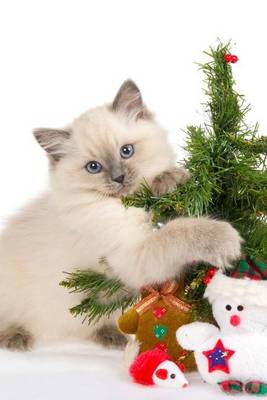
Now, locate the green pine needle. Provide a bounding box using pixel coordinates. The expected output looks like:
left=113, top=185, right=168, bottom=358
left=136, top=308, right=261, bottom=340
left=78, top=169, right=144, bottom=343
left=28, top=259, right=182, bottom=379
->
left=60, top=269, right=138, bottom=324
left=60, top=270, right=125, bottom=298
left=69, top=295, right=138, bottom=324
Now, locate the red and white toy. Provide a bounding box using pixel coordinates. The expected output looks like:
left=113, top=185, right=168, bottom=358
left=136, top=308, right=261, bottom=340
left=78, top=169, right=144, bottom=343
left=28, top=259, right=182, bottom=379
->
left=129, top=349, right=188, bottom=389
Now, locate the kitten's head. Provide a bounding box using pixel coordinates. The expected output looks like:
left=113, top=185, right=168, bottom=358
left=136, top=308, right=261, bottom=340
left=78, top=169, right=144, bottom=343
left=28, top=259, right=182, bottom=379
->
left=34, top=80, right=175, bottom=199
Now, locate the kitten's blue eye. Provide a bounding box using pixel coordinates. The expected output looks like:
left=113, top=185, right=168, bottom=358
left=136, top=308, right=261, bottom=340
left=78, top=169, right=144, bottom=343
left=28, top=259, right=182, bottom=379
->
left=120, top=144, right=134, bottom=159
left=85, top=161, right=102, bottom=174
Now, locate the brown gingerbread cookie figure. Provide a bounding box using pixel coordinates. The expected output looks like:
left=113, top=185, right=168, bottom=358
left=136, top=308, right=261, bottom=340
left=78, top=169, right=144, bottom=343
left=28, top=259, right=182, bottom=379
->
left=117, top=280, right=196, bottom=371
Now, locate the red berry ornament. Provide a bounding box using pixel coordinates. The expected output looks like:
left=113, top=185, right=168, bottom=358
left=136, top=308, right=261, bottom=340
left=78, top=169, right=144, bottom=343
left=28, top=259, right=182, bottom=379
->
left=224, top=53, right=239, bottom=64
left=224, top=53, right=233, bottom=63
left=203, top=266, right=217, bottom=285
left=231, top=55, right=238, bottom=63
left=203, top=276, right=211, bottom=285
left=208, top=266, right=217, bottom=278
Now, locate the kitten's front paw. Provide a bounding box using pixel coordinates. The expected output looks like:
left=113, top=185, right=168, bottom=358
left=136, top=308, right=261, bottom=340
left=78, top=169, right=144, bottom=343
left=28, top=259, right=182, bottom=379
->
left=200, top=220, right=243, bottom=269
left=0, top=326, right=34, bottom=351
left=150, top=167, right=190, bottom=196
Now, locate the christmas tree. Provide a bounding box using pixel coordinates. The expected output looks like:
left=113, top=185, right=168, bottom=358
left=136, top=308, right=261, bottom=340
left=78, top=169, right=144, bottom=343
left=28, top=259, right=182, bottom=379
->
left=61, top=42, right=267, bottom=324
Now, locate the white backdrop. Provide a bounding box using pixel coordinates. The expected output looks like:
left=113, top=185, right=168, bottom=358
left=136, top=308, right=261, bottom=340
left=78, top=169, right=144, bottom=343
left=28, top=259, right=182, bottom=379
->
left=0, top=0, right=267, bottom=220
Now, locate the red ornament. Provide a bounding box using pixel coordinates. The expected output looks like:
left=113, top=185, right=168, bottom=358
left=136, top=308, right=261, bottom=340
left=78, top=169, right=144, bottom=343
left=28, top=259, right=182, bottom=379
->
left=231, top=55, right=238, bottom=63
left=203, top=276, right=211, bottom=285
left=224, top=53, right=239, bottom=64
left=208, top=266, right=217, bottom=278
left=224, top=53, right=233, bottom=63
left=203, top=266, right=217, bottom=285
left=153, top=307, right=167, bottom=319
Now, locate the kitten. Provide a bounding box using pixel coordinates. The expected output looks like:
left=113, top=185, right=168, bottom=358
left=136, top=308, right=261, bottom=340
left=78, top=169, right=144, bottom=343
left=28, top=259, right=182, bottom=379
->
left=0, top=81, right=242, bottom=350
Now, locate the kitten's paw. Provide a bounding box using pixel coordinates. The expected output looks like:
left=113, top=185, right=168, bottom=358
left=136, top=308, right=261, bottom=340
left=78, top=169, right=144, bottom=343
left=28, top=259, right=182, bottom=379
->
left=93, top=325, right=128, bottom=349
left=0, top=326, right=34, bottom=351
left=199, top=220, right=243, bottom=269
left=150, top=167, right=190, bottom=196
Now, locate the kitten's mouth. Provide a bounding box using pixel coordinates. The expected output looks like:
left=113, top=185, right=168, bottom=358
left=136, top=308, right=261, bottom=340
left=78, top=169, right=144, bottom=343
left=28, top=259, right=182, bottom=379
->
left=113, top=184, right=132, bottom=196
left=107, top=181, right=134, bottom=197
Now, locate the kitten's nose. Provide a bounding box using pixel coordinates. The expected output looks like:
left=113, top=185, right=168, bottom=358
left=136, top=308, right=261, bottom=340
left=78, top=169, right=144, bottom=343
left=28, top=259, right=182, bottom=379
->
left=113, top=174, right=125, bottom=184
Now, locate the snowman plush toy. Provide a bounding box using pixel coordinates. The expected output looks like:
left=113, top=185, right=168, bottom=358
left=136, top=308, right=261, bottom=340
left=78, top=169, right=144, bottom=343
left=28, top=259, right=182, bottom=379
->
left=177, top=256, right=267, bottom=395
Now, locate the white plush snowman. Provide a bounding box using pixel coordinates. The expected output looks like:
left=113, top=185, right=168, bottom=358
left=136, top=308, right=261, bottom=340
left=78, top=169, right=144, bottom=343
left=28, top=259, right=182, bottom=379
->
left=176, top=256, right=267, bottom=395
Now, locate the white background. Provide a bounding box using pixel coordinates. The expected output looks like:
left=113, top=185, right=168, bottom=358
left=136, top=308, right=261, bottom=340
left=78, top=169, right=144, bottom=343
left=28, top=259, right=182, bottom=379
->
left=0, top=2, right=266, bottom=399
left=0, top=0, right=267, bottom=221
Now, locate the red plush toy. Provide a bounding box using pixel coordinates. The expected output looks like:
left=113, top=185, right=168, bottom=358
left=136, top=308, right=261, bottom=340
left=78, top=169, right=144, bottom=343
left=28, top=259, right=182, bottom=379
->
left=129, top=349, right=188, bottom=389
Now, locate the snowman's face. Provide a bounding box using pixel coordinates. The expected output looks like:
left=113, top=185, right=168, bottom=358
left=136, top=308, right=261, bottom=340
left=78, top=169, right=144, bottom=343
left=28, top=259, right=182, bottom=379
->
left=212, top=297, right=248, bottom=333
left=152, top=360, right=188, bottom=389
left=212, top=296, right=267, bottom=333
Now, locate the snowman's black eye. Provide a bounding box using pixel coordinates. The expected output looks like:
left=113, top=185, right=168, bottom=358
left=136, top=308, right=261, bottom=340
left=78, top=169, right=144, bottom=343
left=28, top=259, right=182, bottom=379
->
left=170, top=373, right=176, bottom=379
left=226, top=305, right=232, bottom=311
left=237, top=305, right=244, bottom=311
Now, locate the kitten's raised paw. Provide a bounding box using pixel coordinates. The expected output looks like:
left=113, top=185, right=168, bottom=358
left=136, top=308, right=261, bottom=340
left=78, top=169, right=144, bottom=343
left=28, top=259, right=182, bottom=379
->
left=0, top=326, right=34, bottom=351
left=151, top=167, right=190, bottom=196
left=93, top=325, right=128, bottom=349
left=198, top=220, right=243, bottom=269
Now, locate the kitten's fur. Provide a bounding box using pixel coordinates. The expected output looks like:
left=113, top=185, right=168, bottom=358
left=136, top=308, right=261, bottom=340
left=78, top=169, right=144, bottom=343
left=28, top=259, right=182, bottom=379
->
left=0, top=81, right=242, bottom=350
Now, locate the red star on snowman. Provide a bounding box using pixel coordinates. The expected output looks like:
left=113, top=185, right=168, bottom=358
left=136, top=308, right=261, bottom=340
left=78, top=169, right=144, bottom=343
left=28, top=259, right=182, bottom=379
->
left=203, top=339, right=235, bottom=374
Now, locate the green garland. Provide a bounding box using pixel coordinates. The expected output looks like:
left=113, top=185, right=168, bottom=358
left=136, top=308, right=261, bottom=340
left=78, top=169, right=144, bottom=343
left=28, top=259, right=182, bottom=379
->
left=61, top=41, right=267, bottom=325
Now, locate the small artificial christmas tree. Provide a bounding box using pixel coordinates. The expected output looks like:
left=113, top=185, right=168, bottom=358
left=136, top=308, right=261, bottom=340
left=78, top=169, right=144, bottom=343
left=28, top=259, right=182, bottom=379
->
left=61, top=42, right=267, bottom=324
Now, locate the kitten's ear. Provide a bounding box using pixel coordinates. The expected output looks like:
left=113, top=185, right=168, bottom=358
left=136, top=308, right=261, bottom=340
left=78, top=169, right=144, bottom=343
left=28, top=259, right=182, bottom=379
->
left=112, top=80, right=150, bottom=120
left=33, top=128, right=71, bottom=161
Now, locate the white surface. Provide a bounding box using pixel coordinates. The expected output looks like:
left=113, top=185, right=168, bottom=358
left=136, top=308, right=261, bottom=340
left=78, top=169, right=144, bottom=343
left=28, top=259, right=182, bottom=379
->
left=0, top=343, right=242, bottom=400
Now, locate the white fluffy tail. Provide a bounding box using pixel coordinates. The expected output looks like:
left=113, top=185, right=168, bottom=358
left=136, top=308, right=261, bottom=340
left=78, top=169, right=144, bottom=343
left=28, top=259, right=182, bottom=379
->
left=123, top=338, right=140, bottom=368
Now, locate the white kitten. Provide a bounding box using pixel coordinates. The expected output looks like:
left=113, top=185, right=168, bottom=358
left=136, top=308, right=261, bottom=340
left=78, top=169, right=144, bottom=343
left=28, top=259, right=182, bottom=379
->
left=0, top=81, right=242, bottom=350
